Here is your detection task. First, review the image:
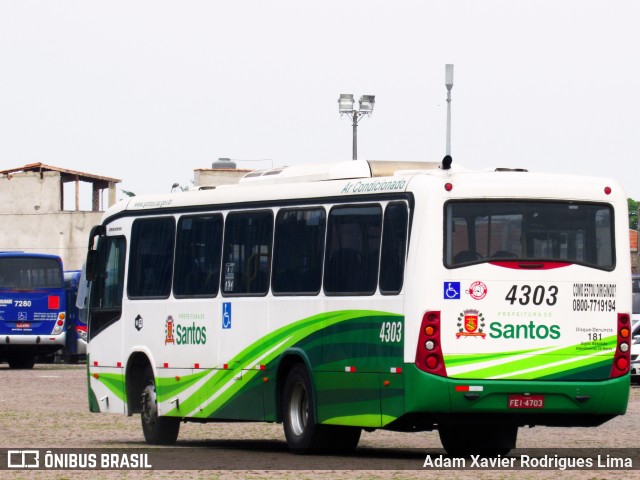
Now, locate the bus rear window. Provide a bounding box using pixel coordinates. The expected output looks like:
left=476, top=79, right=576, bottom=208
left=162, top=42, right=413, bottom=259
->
left=445, top=201, right=614, bottom=270
left=0, top=257, right=63, bottom=289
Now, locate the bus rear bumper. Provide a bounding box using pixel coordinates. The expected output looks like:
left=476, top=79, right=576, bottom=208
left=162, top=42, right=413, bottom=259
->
left=1, top=333, right=66, bottom=346
left=402, top=364, right=629, bottom=427
left=0, top=334, right=66, bottom=357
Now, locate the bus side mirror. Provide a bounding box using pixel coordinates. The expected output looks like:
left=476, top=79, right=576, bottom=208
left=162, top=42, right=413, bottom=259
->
left=86, top=225, right=105, bottom=282
left=86, top=251, right=98, bottom=282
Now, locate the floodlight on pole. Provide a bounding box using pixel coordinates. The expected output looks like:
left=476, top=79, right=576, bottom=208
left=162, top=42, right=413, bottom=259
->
left=338, top=93, right=375, bottom=160
left=338, top=94, right=355, bottom=112
left=445, top=64, right=454, bottom=157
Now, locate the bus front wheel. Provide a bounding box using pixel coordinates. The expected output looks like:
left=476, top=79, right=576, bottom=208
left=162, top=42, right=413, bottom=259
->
left=140, top=367, right=180, bottom=445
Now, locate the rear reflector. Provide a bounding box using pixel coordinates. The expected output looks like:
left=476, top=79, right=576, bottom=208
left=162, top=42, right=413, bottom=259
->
left=455, top=385, right=484, bottom=392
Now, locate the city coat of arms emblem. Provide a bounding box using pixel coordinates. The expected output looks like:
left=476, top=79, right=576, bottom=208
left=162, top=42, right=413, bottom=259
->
left=456, top=309, right=486, bottom=339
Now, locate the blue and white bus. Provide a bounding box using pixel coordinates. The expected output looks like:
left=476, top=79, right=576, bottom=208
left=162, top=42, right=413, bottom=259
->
left=0, top=252, right=67, bottom=369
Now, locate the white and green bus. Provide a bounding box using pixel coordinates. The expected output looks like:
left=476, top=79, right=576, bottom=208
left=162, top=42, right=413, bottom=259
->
left=85, top=160, right=631, bottom=454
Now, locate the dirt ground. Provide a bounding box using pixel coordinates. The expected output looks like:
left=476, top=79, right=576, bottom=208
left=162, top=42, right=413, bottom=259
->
left=0, top=364, right=639, bottom=479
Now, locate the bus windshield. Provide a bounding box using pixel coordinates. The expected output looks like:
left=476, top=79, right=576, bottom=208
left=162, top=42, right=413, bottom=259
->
left=0, top=257, right=64, bottom=289
left=445, top=201, right=614, bottom=270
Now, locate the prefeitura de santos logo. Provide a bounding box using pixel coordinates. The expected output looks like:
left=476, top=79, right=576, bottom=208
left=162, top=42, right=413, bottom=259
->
left=456, top=309, right=486, bottom=339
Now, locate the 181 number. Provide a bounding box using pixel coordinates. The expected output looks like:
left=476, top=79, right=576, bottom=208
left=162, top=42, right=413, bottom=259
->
left=505, top=285, right=558, bottom=306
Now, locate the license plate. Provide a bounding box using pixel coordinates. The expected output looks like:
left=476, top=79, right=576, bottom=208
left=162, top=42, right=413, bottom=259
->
left=508, top=394, right=544, bottom=409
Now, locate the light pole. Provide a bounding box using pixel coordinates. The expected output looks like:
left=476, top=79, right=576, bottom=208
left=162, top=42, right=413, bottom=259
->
left=338, top=94, right=375, bottom=160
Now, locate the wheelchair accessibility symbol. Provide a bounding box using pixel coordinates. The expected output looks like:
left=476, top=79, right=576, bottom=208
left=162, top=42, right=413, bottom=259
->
left=444, top=282, right=461, bottom=300
left=222, top=302, right=232, bottom=329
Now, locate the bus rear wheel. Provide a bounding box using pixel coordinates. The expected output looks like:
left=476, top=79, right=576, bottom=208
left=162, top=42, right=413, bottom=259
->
left=140, top=367, right=180, bottom=445
left=283, top=364, right=323, bottom=452
left=282, top=364, right=361, bottom=453
left=438, top=424, right=517, bottom=457
left=8, top=354, right=35, bottom=369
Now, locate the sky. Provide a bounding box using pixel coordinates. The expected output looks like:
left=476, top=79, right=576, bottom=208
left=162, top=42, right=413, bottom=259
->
left=1, top=1, right=639, bottom=202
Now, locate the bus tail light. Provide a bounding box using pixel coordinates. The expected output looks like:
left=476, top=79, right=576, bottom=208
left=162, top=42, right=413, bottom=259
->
left=415, top=311, right=448, bottom=377
left=610, top=313, right=631, bottom=379
left=50, top=314, right=65, bottom=335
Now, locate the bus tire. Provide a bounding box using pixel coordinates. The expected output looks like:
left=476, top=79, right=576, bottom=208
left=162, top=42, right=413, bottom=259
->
left=282, top=364, right=330, bottom=453
left=8, top=354, right=35, bottom=369
left=140, top=367, right=180, bottom=445
left=439, top=424, right=517, bottom=457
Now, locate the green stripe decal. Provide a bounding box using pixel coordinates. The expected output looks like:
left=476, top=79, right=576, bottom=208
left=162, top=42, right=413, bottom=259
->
left=445, top=335, right=617, bottom=380
left=162, top=310, right=402, bottom=420
left=322, top=414, right=384, bottom=426
left=94, top=373, right=126, bottom=402
left=156, top=370, right=210, bottom=397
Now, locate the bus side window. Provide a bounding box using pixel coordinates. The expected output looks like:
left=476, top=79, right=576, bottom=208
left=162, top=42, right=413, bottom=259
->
left=128, top=217, right=176, bottom=299
left=272, top=208, right=325, bottom=295
left=380, top=202, right=408, bottom=294
left=173, top=215, right=223, bottom=297
left=222, top=211, right=273, bottom=296
left=324, top=204, right=382, bottom=295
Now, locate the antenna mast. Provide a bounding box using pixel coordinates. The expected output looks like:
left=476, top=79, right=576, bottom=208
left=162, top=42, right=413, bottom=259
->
left=445, top=64, right=454, bottom=157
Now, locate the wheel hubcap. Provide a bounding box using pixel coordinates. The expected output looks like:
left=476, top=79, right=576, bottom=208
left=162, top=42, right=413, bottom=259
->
left=141, top=384, right=157, bottom=427
left=288, top=381, right=308, bottom=436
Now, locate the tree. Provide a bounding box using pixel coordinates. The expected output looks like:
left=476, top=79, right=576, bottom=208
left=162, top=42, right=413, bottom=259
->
left=629, top=198, right=638, bottom=230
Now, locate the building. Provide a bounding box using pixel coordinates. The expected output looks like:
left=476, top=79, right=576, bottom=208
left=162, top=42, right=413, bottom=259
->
left=193, top=158, right=252, bottom=189
left=0, top=163, right=120, bottom=270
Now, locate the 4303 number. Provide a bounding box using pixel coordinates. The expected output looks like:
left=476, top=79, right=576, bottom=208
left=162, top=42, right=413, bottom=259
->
left=505, top=285, right=558, bottom=306
left=379, top=321, right=403, bottom=343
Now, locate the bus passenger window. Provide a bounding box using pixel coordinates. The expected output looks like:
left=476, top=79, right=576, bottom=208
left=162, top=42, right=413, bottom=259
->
left=380, top=202, right=408, bottom=294
left=324, top=205, right=382, bottom=295
left=222, top=211, right=273, bottom=296
left=173, top=215, right=223, bottom=297
left=128, top=217, right=176, bottom=299
left=272, top=208, right=325, bottom=295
